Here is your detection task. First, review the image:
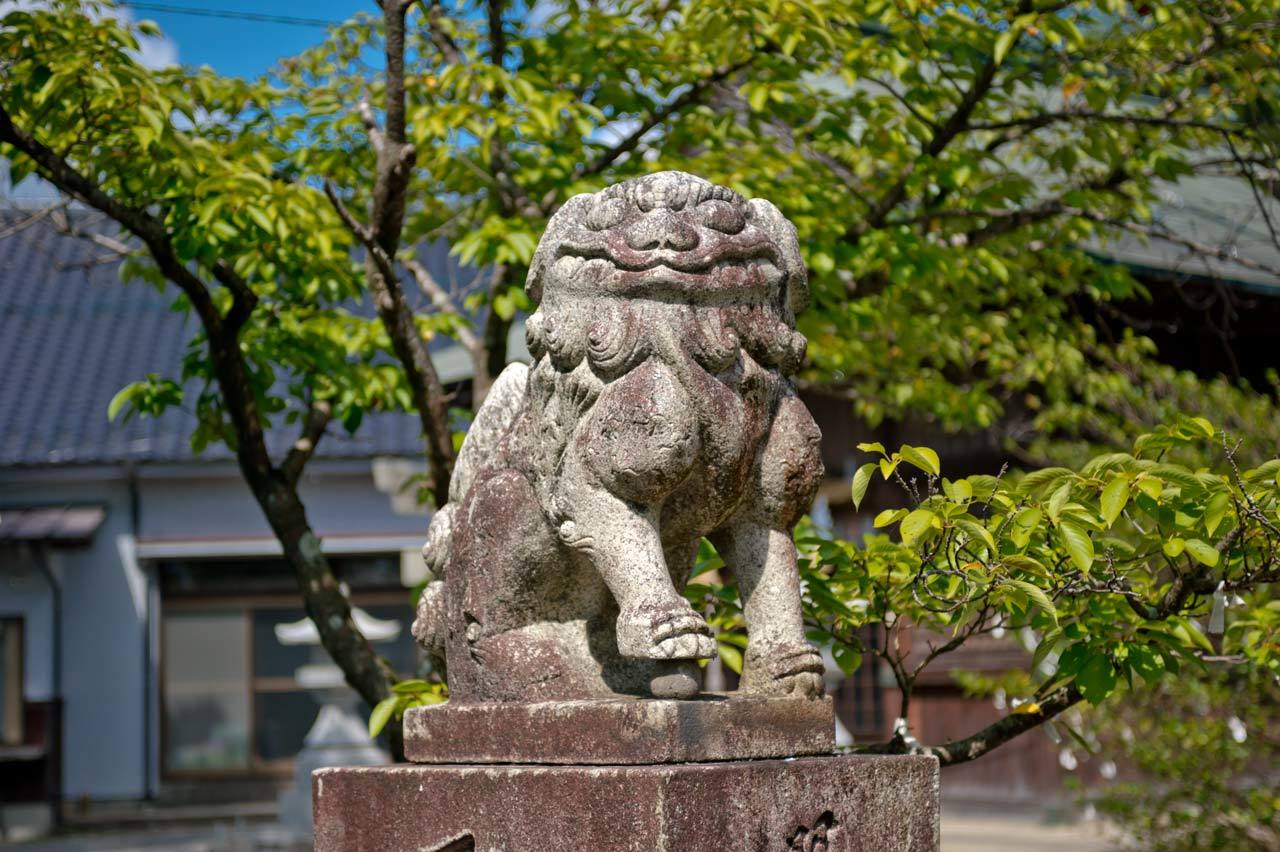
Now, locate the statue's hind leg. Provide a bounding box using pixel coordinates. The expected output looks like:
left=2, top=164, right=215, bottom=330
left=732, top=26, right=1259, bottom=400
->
left=444, top=469, right=612, bottom=701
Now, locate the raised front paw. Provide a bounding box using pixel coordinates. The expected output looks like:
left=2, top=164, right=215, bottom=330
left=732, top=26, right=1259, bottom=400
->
left=616, top=603, right=717, bottom=660
left=741, top=641, right=825, bottom=698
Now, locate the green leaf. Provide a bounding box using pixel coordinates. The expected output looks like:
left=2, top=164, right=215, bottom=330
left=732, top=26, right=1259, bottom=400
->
left=856, top=441, right=886, bottom=455
left=1019, top=467, right=1073, bottom=496
left=956, top=518, right=996, bottom=553
left=1183, top=538, right=1220, bottom=568
left=851, top=463, right=876, bottom=510
left=1163, top=537, right=1186, bottom=558
left=1010, top=507, right=1042, bottom=549
left=1100, top=475, right=1131, bottom=528
left=900, top=508, right=936, bottom=547
left=1135, top=477, right=1164, bottom=500
left=1176, top=619, right=1215, bottom=653
left=1002, top=554, right=1049, bottom=577
left=717, top=642, right=744, bottom=675
left=107, top=385, right=134, bottom=421
left=1076, top=654, right=1118, bottom=705
left=1047, top=482, right=1072, bottom=522
left=832, top=643, right=861, bottom=676
left=898, top=445, right=940, bottom=477
left=1007, top=578, right=1058, bottom=625
left=391, top=679, right=432, bottom=695
left=873, top=508, right=907, bottom=528
left=1126, top=644, right=1165, bottom=685
left=943, top=478, right=973, bottom=502
left=1203, top=491, right=1230, bottom=536
left=246, top=205, right=274, bottom=235
left=1058, top=519, right=1094, bottom=573
left=368, top=695, right=400, bottom=738
left=993, top=27, right=1020, bottom=66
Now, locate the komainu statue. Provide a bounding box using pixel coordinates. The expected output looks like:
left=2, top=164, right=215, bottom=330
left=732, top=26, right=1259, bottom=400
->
left=413, top=171, right=826, bottom=702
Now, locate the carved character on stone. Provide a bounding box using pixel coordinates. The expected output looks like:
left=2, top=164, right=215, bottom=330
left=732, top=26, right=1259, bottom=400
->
left=787, top=811, right=838, bottom=851
left=412, top=171, right=826, bottom=702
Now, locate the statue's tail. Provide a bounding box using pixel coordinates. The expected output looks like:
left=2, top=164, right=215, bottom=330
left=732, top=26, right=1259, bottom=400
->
left=412, top=362, right=530, bottom=661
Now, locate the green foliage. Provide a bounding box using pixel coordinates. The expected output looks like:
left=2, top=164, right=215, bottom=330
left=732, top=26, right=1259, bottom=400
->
left=698, top=420, right=1279, bottom=719
left=1089, top=667, right=1280, bottom=850
left=368, top=678, right=448, bottom=738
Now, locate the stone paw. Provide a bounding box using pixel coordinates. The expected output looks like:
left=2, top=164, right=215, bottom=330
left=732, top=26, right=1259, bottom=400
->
left=741, top=642, right=826, bottom=698
left=617, top=603, right=716, bottom=661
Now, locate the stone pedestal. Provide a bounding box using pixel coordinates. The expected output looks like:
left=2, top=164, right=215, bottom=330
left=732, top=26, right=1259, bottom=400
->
left=313, top=754, right=940, bottom=851
left=404, top=694, right=836, bottom=764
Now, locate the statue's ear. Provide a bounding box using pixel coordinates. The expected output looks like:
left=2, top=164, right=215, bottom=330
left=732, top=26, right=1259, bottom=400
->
left=747, top=198, right=809, bottom=317
left=527, top=193, right=595, bottom=303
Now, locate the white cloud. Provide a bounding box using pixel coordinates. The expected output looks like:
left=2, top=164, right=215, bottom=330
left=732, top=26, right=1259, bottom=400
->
left=0, top=0, right=179, bottom=68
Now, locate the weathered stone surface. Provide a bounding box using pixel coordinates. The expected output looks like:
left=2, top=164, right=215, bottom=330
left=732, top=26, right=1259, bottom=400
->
left=404, top=694, right=835, bottom=765
left=412, top=171, right=828, bottom=702
left=313, top=754, right=940, bottom=851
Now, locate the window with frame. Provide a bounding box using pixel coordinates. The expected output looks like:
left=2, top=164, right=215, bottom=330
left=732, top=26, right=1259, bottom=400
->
left=159, top=555, right=419, bottom=777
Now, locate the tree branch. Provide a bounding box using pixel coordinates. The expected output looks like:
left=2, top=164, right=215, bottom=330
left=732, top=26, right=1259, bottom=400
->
left=402, top=258, right=480, bottom=352
left=1079, top=211, right=1280, bottom=280
left=1, top=104, right=398, bottom=723
left=848, top=2, right=1032, bottom=240
left=569, top=56, right=756, bottom=187
left=0, top=105, right=225, bottom=333
left=333, top=0, right=458, bottom=507
left=325, top=181, right=456, bottom=504
left=966, top=110, right=1243, bottom=136
left=423, top=0, right=462, bottom=65
left=403, top=255, right=490, bottom=401
left=282, top=398, right=333, bottom=485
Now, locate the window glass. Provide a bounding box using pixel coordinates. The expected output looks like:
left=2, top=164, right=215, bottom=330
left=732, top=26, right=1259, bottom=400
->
left=160, top=555, right=420, bottom=774
left=163, top=611, right=250, bottom=771
left=252, top=608, right=312, bottom=680
left=254, top=690, right=323, bottom=762
left=362, top=604, right=418, bottom=677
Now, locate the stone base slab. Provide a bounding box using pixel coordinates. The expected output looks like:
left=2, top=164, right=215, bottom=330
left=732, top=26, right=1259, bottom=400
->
left=313, top=754, right=939, bottom=851
left=404, top=694, right=835, bottom=765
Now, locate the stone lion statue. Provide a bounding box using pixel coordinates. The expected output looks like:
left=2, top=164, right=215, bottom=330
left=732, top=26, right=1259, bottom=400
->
left=412, top=171, right=825, bottom=702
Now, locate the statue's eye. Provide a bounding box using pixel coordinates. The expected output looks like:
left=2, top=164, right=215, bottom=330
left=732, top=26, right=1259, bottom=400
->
left=698, top=199, right=745, bottom=234
left=586, top=196, right=628, bottom=231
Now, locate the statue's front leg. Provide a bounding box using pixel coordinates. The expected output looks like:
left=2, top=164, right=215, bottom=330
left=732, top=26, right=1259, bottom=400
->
left=711, top=521, right=824, bottom=697
left=558, top=484, right=715, bottom=662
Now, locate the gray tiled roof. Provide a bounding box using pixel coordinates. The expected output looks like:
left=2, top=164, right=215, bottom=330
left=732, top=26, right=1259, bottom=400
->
left=0, top=209, right=476, bottom=467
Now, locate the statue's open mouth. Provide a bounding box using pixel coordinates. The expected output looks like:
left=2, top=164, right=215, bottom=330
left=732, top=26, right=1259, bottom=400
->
left=551, top=233, right=783, bottom=304
left=556, top=231, right=780, bottom=275
left=551, top=254, right=782, bottom=304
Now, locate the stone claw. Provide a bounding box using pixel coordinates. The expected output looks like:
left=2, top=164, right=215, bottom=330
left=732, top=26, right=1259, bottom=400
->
left=617, top=603, right=715, bottom=660
left=655, top=632, right=718, bottom=660
left=741, top=641, right=825, bottom=698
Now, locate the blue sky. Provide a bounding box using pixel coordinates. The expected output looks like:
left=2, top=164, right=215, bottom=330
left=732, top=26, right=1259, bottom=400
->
left=128, top=1, right=362, bottom=78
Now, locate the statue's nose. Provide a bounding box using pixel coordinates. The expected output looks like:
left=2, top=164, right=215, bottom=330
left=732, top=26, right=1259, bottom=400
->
left=623, top=209, right=700, bottom=252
